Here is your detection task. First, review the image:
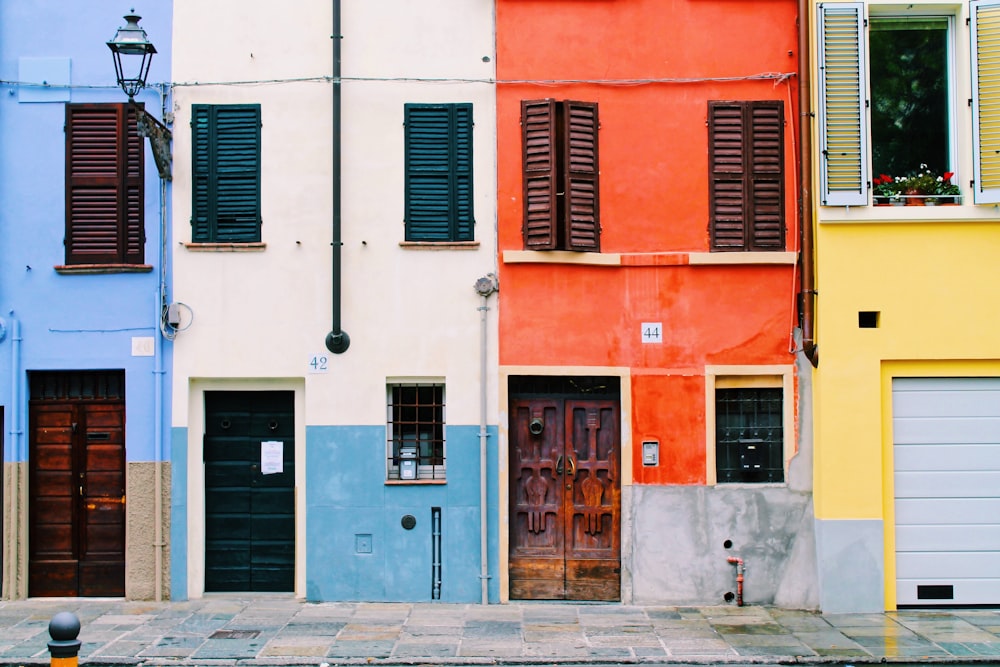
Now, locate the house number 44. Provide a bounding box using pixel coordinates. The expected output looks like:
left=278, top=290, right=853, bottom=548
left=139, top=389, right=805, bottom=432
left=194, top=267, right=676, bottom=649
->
left=641, top=323, right=662, bottom=344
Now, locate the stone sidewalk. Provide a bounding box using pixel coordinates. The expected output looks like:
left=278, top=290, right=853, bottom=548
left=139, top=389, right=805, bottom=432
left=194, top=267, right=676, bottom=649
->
left=1, top=597, right=999, bottom=666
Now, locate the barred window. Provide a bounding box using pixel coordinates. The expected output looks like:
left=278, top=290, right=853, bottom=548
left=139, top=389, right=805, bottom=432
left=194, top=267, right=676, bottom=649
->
left=387, top=383, right=445, bottom=481
left=715, top=387, right=783, bottom=483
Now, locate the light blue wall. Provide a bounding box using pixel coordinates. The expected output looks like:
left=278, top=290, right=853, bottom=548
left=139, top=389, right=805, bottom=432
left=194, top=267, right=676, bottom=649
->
left=305, top=424, right=500, bottom=603
left=170, top=423, right=500, bottom=602
left=0, top=1, right=173, bottom=465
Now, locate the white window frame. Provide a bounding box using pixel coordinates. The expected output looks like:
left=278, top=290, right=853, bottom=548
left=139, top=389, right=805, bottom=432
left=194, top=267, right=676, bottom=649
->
left=818, top=1, right=1000, bottom=206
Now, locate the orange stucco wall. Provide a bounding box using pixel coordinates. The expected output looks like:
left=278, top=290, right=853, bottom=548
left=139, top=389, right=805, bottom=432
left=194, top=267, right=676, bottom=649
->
left=497, top=0, right=800, bottom=485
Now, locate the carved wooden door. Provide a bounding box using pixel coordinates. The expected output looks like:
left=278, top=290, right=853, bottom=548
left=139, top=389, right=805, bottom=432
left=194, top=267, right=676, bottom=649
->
left=509, top=398, right=620, bottom=600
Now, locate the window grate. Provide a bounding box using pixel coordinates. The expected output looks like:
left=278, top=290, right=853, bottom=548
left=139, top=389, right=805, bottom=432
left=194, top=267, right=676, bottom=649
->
left=716, top=387, right=783, bottom=483
left=387, top=383, right=445, bottom=481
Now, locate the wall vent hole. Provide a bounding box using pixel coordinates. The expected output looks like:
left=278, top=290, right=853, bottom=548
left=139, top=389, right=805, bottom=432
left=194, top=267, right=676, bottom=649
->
left=724, top=591, right=735, bottom=603
left=859, top=311, right=880, bottom=328
left=723, top=539, right=733, bottom=549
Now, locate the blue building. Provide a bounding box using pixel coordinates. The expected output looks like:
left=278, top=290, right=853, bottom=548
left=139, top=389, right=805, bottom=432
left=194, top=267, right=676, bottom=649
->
left=0, top=1, right=173, bottom=599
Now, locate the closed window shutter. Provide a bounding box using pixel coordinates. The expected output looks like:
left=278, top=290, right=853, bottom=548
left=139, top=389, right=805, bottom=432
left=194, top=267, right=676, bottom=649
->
left=191, top=104, right=261, bottom=243
left=817, top=2, right=868, bottom=206
left=563, top=101, right=600, bottom=251
left=709, top=102, right=748, bottom=250
left=749, top=102, right=784, bottom=250
left=404, top=103, right=474, bottom=242
left=972, top=0, right=1000, bottom=203
left=522, top=99, right=558, bottom=249
left=65, top=104, right=143, bottom=264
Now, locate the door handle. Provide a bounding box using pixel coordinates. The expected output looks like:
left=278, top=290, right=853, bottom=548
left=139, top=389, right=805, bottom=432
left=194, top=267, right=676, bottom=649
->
left=566, top=456, right=576, bottom=477
left=555, top=455, right=563, bottom=475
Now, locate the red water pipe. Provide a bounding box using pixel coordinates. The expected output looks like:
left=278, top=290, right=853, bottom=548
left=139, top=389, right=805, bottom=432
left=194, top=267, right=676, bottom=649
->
left=727, top=557, right=745, bottom=606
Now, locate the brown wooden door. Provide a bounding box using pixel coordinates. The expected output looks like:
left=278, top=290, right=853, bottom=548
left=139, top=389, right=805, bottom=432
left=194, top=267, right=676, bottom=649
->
left=29, top=400, right=126, bottom=597
left=509, top=398, right=620, bottom=600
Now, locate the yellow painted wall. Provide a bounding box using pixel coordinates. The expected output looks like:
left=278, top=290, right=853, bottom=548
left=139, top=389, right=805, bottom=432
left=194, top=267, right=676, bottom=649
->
left=813, top=220, right=1000, bottom=519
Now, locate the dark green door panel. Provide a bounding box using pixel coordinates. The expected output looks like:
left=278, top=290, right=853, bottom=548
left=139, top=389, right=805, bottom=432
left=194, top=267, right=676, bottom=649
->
left=205, top=391, right=294, bottom=592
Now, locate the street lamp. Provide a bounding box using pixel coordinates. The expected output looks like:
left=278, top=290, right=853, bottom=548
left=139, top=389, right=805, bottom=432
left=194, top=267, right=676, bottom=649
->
left=107, top=11, right=156, bottom=100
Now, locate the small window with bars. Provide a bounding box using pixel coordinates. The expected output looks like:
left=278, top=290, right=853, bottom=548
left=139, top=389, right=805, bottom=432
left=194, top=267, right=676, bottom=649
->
left=387, top=383, right=446, bottom=481
left=715, top=387, right=784, bottom=483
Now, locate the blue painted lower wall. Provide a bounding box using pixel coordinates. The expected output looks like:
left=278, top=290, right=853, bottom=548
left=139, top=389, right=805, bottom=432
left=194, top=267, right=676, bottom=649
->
left=170, top=423, right=499, bottom=603
left=305, top=424, right=500, bottom=603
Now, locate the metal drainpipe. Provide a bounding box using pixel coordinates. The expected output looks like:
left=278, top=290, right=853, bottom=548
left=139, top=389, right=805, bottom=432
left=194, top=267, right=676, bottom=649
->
left=326, top=0, right=349, bottom=354
left=6, top=317, right=22, bottom=598
left=798, top=0, right=818, bottom=367
left=474, top=275, right=498, bottom=604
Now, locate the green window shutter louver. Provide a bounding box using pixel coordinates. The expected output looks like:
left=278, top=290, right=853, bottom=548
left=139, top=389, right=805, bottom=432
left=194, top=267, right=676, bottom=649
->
left=972, top=0, right=1000, bottom=203
left=191, top=104, right=262, bottom=243
left=817, top=2, right=868, bottom=206
left=404, top=103, right=474, bottom=242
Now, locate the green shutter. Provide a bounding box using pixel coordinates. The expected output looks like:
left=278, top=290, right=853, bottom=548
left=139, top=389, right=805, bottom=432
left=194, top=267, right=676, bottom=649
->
left=818, top=2, right=868, bottom=206
left=191, top=104, right=261, bottom=243
left=973, top=0, right=1000, bottom=203
left=404, top=103, right=474, bottom=242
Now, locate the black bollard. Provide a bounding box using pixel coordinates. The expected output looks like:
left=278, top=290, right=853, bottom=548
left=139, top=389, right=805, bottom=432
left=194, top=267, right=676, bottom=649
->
left=48, top=611, right=81, bottom=667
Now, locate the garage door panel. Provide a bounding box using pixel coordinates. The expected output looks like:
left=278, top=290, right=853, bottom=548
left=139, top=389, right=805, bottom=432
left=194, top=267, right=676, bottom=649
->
left=892, top=376, right=1000, bottom=607
left=896, top=497, right=1000, bottom=524
left=894, top=471, right=1000, bottom=498
left=892, top=386, right=1000, bottom=417
left=894, top=443, right=1000, bottom=471
left=897, top=579, right=1000, bottom=606
left=896, top=551, right=999, bottom=578
left=896, top=525, right=1000, bottom=551
left=893, top=417, right=1000, bottom=445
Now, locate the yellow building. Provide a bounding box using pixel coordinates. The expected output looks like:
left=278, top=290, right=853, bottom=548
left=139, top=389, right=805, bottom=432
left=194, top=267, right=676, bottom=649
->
left=811, top=0, right=1000, bottom=611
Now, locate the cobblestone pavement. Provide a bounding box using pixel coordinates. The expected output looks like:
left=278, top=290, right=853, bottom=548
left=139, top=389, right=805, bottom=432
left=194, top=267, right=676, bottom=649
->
left=1, top=597, right=999, bottom=666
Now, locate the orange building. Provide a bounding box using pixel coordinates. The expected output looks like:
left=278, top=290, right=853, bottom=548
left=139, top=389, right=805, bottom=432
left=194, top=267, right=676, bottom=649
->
left=496, top=0, right=817, bottom=606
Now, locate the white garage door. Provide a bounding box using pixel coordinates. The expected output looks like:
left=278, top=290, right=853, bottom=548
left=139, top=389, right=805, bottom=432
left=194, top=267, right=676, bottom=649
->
left=893, top=377, right=1000, bottom=606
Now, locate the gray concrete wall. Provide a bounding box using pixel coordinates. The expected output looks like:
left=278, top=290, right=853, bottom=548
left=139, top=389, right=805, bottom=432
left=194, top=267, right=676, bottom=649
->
left=126, top=462, right=171, bottom=600
left=815, top=518, right=884, bottom=613
left=628, top=484, right=818, bottom=608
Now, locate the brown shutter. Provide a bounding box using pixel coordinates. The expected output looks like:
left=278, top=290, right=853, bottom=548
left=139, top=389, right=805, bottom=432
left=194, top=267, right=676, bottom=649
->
left=748, top=101, right=784, bottom=250
left=708, top=102, right=747, bottom=250
left=562, top=101, right=600, bottom=251
left=522, top=99, right=558, bottom=249
left=65, top=104, right=143, bottom=265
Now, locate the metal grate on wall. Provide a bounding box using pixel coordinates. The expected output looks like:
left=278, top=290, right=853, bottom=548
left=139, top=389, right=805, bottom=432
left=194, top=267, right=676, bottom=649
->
left=29, top=370, right=125, bottom=401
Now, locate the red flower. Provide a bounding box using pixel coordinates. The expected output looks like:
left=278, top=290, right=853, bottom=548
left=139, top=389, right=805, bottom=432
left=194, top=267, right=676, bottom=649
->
left=943, top=171, right=954, bottom=183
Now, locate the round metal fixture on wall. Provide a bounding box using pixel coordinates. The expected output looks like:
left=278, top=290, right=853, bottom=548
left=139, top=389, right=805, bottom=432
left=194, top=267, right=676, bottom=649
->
left=401, top=514, right=417, bottom=530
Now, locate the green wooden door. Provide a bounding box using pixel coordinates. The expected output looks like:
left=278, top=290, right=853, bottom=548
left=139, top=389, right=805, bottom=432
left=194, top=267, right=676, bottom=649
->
left=204, top=391, right=294, bottom=592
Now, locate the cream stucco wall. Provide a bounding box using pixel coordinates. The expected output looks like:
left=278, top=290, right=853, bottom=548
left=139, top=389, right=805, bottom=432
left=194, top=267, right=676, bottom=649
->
left=170, top=0, right=498, bottom=428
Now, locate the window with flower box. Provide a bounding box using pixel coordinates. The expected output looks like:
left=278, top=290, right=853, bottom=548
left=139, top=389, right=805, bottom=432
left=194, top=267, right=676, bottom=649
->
left=817, top=1, right=1000, bottom=206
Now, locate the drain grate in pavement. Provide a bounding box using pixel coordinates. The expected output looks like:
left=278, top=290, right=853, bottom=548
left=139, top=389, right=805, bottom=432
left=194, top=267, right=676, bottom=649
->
left=210, top=630, right=260, bottom=640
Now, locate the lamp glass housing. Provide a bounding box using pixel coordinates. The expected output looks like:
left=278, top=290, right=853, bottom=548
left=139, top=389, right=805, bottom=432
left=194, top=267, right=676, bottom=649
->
left=107, top=14, right=156, bottom=99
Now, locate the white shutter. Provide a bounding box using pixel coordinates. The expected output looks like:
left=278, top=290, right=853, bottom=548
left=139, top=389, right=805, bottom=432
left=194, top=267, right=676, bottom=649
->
left=817, top=3, right=869, bottom=206
left=972, top=0, right=1000, bottom=204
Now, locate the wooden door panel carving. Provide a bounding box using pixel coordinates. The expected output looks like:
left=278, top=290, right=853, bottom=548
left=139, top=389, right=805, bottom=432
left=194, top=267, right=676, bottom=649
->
left=510, top=396, right=620, bottom=601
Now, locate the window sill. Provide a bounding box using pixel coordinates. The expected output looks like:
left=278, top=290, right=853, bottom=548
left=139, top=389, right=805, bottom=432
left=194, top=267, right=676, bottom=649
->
left=385, top=479, right=447, bottom=485
left=184, top=242, right=266, bottom=252
left=55, top=264, right=153, bottom=274
left=399, top=241, right=479, bottom=250
left=503, top=250, right=797, bottom=266
left=819, top=202, right=1000, bottom=223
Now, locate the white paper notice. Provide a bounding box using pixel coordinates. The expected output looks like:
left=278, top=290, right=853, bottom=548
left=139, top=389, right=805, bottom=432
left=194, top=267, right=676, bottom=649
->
left=260, top=441, right=284, bottom=475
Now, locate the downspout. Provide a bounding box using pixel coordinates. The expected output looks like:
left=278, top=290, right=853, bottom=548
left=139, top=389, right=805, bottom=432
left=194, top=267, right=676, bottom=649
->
left=799, top=0, right=818, bottom=367
left=325, top=0, right=349, bottom=354
left=5, top=316, right=22, bottom=598
left=153, top=83, right=172, bottom=602
left=474, top=275, right=498, bottom=605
